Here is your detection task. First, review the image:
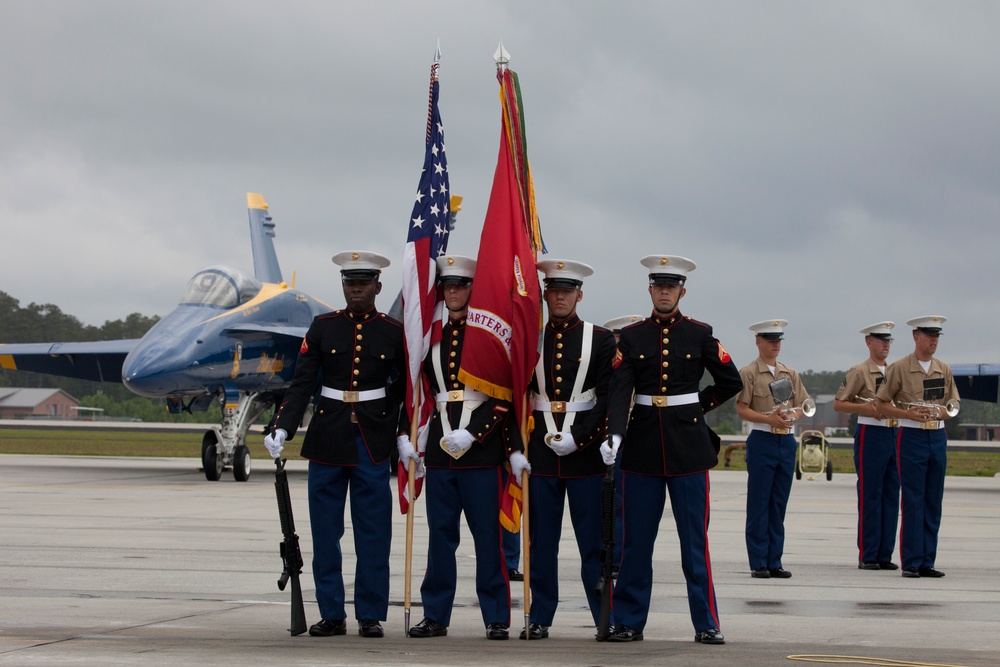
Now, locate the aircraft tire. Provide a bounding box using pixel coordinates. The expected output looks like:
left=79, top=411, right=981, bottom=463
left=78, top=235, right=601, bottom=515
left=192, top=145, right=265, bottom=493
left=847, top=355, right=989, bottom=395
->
left=794, top=458, right=803, bottom=481
left=202, top=431, right=224, bottom=481
left=233, top=445, right=251, bottom=482
left=825, top=460, right=833, bottom=481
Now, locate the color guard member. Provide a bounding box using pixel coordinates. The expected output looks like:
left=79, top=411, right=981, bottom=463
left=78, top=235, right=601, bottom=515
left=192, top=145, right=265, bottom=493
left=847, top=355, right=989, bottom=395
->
left=874, top=316, right=959, bottom=578
left=833, top=321, right=900, bottom=570
left=265, top=250, right=405, bottom=639
left=520, top=259, right=616, bottom=639
left=736, top=320, right=810, bottom=580
left=408, top=255, right=530, bottom=640
left=603, top=255, right=742, bottom=645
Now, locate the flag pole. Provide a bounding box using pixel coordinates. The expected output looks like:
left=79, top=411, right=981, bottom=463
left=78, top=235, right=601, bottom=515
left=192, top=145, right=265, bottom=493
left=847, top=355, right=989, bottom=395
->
left=404, top=383, right=421, bottom=635
left=494, top=38, right=533, bottom=635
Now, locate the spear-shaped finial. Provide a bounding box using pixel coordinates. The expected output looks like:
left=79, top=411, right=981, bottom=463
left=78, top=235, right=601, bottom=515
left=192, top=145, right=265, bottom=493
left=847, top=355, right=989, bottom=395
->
left=434, top=38, right=442, bottom=64
left=494, top=39, right=510, bottom=71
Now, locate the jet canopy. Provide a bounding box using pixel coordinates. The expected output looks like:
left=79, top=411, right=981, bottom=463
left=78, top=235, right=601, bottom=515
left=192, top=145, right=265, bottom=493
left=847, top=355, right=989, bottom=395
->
left=180, top=266, right=262, bottom=308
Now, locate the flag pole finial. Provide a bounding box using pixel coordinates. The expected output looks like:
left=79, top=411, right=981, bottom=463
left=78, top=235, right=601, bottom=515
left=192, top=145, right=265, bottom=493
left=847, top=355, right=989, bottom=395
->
left=434, top=39, right=442, bottom=64
left=494, top=39, right=510, bottom=71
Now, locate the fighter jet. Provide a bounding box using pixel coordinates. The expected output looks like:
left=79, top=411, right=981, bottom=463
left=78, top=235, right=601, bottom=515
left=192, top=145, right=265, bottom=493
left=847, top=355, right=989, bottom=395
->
left=0, top=193, right=332, bottom=481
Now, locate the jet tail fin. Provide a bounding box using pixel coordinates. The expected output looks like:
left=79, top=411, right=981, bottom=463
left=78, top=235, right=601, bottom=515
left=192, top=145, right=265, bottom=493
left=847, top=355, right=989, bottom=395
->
left=247, top=193, right=283, bottom=284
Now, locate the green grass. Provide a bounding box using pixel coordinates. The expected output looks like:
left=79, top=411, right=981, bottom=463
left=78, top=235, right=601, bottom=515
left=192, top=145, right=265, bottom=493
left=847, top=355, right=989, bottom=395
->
left=1, top=427, right=996, bottom=476
left=0, top=428, right=269, bottom=460
left=719, top=444, right=999, bottom=477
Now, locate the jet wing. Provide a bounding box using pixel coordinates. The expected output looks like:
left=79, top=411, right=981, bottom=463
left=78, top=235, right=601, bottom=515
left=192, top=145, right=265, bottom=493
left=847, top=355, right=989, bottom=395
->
left=951, top=363, right=1000, bottom=403
left=0, top=339, right=139, bottom=383
left=222, top=324, right=309, bottom=341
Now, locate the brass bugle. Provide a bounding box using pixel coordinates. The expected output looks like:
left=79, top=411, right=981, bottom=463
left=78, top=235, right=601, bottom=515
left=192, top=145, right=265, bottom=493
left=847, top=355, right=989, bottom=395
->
left=905, top=399, right=960, bottom=419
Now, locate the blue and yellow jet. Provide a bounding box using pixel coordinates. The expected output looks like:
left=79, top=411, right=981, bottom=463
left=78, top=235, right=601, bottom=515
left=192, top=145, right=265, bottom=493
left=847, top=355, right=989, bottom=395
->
left=0, top=193, right=332, bottom=481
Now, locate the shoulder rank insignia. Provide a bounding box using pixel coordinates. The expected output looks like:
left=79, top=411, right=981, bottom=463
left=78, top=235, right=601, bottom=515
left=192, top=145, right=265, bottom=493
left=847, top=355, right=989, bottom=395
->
left=717, top=342, right=731, bottom=364
left=612, top=348, right=623, bottom=369
left=300, top=338, right=309, bottom=354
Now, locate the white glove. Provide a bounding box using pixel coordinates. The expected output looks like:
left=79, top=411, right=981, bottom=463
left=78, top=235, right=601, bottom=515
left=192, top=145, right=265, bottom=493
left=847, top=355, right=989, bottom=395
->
left=443, top=428, right=475, bottom=453
left=509, top=451, right=531, bottom=478
left=397, top=435, right=425, bottom=478
left=264, top=428, right=287, bottom=459
left=547, top=431, right=578, bottom=456
left=599, top=434, right=621, bottom=466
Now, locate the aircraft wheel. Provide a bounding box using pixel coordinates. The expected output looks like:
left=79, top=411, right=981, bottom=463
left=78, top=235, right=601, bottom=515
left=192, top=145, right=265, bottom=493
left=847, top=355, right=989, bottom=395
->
left=826, top=460, right=833, bottom=481
left=233, top=445, right=252, bottom=482
left=202, top=431, right=223, bottom=481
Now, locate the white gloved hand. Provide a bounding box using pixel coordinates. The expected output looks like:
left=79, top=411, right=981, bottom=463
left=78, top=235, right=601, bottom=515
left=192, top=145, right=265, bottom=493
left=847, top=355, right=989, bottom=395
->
left=599, top=434, right=622, bottom=466
left=264, top=428, right=287, bottom=459
left=443, top=428, right=475, bottom=453
left=547, top=431, right=578, bottom=456
left=397, top=435, right=426, bottom=479
left=509, top=451, right=531, bottom=478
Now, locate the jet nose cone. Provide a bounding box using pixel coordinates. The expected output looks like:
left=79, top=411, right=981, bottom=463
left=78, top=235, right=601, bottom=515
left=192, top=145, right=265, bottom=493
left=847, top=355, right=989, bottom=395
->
left=122, top=340, right=191, bottom=397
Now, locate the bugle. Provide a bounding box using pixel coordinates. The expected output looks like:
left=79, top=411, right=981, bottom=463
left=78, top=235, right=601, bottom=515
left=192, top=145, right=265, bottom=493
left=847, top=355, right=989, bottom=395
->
left=905, top=399, right=959, bottom=419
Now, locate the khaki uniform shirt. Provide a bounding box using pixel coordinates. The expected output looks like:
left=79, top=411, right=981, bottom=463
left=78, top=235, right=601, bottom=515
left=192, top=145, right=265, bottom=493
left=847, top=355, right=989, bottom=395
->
left=875, top=352, right=959, bottom=408
left=736, top=357, right=809, bottom=412
left=835, top=358, right=885, bottom=403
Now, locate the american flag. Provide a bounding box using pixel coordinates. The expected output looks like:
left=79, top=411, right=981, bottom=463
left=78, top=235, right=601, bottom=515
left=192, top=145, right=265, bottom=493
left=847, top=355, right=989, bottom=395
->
left=398, top=61, right=451, bottom=513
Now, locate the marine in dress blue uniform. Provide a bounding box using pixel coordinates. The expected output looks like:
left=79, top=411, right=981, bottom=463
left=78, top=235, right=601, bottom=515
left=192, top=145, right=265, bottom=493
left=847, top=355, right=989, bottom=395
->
left=736, top=319, right=811, bottom=580
left=520, top=259, right=616, bottom=640
left=268, top=251, right=405, bottom=639
left=833, top=321, right=900, bottom=570
left=408, top=256, right=529, bottom=641
left=603, top=255, right=742, bottom=645
left=874, top=316, right=960, bottom=579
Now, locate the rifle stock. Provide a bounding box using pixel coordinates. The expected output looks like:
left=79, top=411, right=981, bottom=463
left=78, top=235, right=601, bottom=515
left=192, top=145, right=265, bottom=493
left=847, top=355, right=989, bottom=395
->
left=274, top=457, right=307, bottom=636
left=594, top=463, right=615, bottom=640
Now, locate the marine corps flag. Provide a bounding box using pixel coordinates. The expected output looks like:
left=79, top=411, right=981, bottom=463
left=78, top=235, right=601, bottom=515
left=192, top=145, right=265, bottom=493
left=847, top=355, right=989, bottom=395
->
left=457, top=63, right=543, bottom=432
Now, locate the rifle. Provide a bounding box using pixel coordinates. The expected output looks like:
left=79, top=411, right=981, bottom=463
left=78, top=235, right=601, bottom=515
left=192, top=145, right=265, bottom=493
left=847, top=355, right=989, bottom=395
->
left=594, top=462, right=615, bottom=640
left=274, top=457, right=308, bottom=636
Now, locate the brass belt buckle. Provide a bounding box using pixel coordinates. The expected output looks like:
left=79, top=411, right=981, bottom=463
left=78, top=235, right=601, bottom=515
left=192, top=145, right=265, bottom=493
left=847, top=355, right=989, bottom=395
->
left=651, top=395, right=667, bottom=407
left=342, top=390, right=359, bottom=403
left=448, top=390, right=464, bottom=402
left=772, top=427, right=791, bottom=435
left=550, top=401, right=566, bottom=413
left=924, top=420, right=939, bottom=430
left=888, top=419, right=899, bottom=428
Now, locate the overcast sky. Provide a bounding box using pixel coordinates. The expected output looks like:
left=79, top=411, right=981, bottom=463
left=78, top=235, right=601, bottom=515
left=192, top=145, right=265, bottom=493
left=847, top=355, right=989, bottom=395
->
left=2, top=1, right=997, bottom=372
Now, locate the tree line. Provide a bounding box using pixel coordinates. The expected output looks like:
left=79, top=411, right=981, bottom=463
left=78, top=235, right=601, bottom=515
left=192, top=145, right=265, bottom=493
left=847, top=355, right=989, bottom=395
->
left=2, top=289, right=997, bottom=430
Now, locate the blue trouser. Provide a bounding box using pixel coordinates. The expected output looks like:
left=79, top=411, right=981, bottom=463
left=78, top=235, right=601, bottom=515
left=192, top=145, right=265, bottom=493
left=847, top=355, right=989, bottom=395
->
left=745, top=430, right=796, bottom=570
left=420, top=466, right=510, bottom=627
left=527, top=474, right=604, bottom=626
left=854, top=424, right=900, bottom=564
left=896, top=427, right=947, bottom=571
left=307, top=430, right=392, bottom=622
left=612, top=470, right=720, bottom=633
left=502, top=468, right=521, bottom=571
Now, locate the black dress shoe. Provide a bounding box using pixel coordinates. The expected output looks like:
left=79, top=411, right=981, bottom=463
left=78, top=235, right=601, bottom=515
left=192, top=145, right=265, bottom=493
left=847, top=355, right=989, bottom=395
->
left=750, top=568, right=771, bottom=579
left=508, top=568, right=524, bottom=582
left=878, top=561, right=899, bottom=570
left=606, top=625, right=643, bottom=642
left=901, top=568, right=920, bottom=578
left=486, top=622, right=509, bottom=640
left=919, top=567, right=945, bottom=578
left=858, top=561, right=880, bottom=570
left=308, top=618, right=347, bottom=637
left=358, top=619, right=384, bottom=638
left=769, top=568, right=792, bottom=578
left=519, top=623, right=549, bottom=640
left=409, top=618, right=448, bottom=638
left=695, top=628, right=725, bottom=645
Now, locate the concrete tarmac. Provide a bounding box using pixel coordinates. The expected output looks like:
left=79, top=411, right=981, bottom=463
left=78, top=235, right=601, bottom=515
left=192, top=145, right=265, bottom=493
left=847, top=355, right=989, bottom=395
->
left=1, top=453, right=998, bottom=667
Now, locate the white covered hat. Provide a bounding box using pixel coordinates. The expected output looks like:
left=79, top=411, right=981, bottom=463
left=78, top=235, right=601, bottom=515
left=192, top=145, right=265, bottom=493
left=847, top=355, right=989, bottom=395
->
left=907, top=315, right=946, bottom=334
left=749, top=319, right=789, bottom=340
left=640, top=255, right=696, bottom=285
left=860, top=321, right=895, bottom=338
left=604, top=315, right=642, bottom=333
left=332, top=250, right=391, bottom=280
left=436, top=255, right=476, bottom=285
left=537, top=258, right=593, bottom=289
